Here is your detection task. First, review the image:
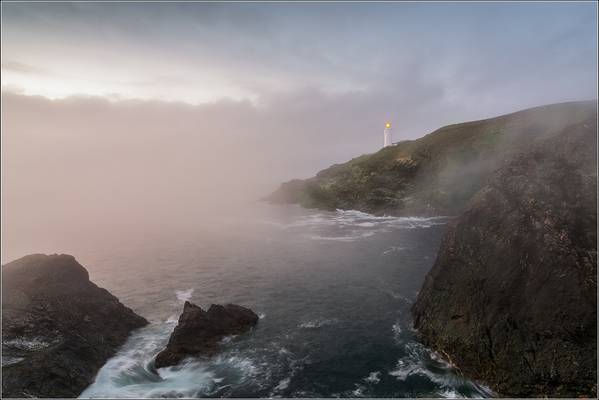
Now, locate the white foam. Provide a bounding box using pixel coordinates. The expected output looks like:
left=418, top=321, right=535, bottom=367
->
left=351, top=384, right=366, bottom=397
left=81, top=323, right=266, bottom=398
left=392, top=322, right=402, bottom=336
left=278, top=347, right=291, bottom=355
left=175, top=288, right=194, bottom=303
left=382, top=246, right=408, bottom=255
left=273, top=377, right=290, bottom=391
left=165, top=314, right=179, bottom=324
left=3, top=337, right=55, bottom=351
left=364, top=371, right=381, bottom=384
left=289, top=210, right=451, bottom=244
left=1, top=355, right=24, bottom=366
left=305, top=231, right=375, bottom=242
left=218, top=335, right=238, bottom=344
left=386, top=342, right=493, bottom=397
left=438, top=388, right=466, bottom=398
left=299, top=318, right=339, bottom=329
left=354, top=222, right=376, bottom=227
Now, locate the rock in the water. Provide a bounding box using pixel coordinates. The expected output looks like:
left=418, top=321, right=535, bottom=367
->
left=2, top=254, right=148, bottom=398
left=411, top=118, right=597, bottom=397
left=154, top=301, right=258, bottom=368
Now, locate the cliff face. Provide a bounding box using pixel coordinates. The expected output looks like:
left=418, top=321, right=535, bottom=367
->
left=2, top=254, right=148, bottom=398
left=268, top=101, right=596, bottom=216
left=411, top=118, right=597, bottom=397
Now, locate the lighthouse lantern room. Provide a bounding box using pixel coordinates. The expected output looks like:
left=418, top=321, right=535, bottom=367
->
left=383, top=122, right=393, bottom=147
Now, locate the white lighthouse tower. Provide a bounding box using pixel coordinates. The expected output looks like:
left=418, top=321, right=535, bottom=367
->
left=383, top=122, right=393, bottom=147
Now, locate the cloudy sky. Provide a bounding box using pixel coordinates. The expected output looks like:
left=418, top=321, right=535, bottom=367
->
left=3, top=3, right=596, bottom=108
left=1, top=2, right=597, bottom=259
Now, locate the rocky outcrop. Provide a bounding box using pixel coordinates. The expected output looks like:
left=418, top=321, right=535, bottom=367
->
left=2, top=254, right=148, bottom=398
left=267, top=101, right=596, bottom=216
left=154, top=301, right=258, bottom=368
left=411, top=118, right=597, bottom=397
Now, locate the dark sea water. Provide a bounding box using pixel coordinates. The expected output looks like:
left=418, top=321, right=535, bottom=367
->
left=77, top=204, right=492, bottom=398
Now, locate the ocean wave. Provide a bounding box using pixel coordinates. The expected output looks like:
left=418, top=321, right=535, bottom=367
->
left=382, top=245, right=408, bottom=255
left=219, top=335, right=238, bottom=345
left=364, top=371, right=381, bottom=384
left=273, top=377, right=290, bottom=392
left=286, top=213, right=335, bottom=228
left=175, top=288, right=194, bottom=303
left=288, top=210, right=451, bottom=239
left=1, top=355, right=25, bottom=366
left=304, top=231, right=376, bottom=242
left=3, top=337, right=57, bottom=351
left=387, top=342, right=493, bottom=398
left=392, top=322, right=403, bottom=336
left=298, top=318, right=339, bottom=329
left=81, top=325, right=266, bottom=398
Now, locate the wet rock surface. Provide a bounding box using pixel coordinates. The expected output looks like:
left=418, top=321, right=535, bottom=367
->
left=154, top=301, right=259, bottom=368
left=2, top=254, right=148, bottom=398
left=412, top=119, right=597, bottom=397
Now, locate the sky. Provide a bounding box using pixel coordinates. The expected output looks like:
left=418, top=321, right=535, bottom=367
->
left=1, top=2, right=597, bottom=260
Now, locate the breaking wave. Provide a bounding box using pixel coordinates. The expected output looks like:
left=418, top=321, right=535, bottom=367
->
left=298, top=318, right=339, bottom=329
left=175, top=288, right=194, bottom=303
left=279, top=209, right=453, bottom=243
left=387, top=341, right=494, bottom=398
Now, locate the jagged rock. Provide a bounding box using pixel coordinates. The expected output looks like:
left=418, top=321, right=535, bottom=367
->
left=154, top=301, right=258, bottom=368
left=411, top=118, right=597, bottom=397
left=2, top=254, right=148, bottom=398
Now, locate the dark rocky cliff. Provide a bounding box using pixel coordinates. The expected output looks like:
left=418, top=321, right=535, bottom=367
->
left=2, top=254, right=148, bottom=398
left=268, top=101, right=596, bottom=216
left=411, top=118, right=597, bottom=397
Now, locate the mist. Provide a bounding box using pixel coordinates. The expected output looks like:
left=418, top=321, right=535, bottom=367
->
left=2, top=2, right=597, bottom=262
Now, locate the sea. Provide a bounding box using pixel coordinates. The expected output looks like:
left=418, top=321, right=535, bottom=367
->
left=73, top=203, right=492, bottom=398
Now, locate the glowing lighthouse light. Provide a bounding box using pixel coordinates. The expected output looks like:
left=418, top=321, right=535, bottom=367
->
left=383, top=122, right=393, bottom=147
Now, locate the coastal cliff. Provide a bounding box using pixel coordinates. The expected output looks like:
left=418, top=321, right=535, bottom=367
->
left=412, top=118, right=597, bottom=397
left=269, top=100, right=598, bottom=396
left=268, top=101, right=596, bottom=216
left=2, top=254, right=148, bottom=398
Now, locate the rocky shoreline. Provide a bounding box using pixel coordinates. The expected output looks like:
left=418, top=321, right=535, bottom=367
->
left=1, top=254, right=261, bottom=398
left=1, top=254, right=149, bottom=398
left=268, top=101, right=598, bottom=396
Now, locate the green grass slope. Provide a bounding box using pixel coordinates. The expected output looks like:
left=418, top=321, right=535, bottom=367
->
left=268, top=100, right=597, bottom=216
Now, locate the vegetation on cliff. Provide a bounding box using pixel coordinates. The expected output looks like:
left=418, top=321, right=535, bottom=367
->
left=268, top=101, right=596, bottom=216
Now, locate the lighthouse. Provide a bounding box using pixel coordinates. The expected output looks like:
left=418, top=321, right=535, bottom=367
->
left=383, top=122, right=393, bottom=147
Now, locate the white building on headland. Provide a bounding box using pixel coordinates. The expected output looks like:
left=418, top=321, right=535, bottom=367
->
left=383, top=122, right=393, bottom=147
